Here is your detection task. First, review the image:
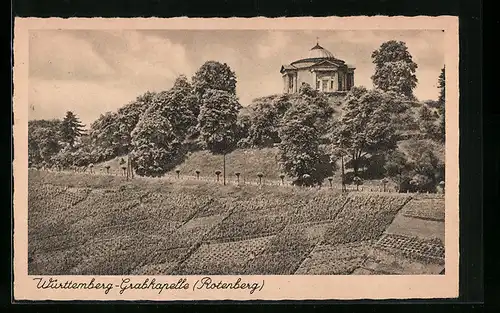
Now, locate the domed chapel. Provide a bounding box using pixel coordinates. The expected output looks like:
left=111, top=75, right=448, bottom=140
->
left=280, top=40, right=355, bottom=94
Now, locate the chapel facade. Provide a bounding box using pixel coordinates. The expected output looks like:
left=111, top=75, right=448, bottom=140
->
left=280, top=41, right=355, bottom=94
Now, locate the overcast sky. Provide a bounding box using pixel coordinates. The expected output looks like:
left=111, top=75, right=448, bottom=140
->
left=28, top=29, right=444, bottom=126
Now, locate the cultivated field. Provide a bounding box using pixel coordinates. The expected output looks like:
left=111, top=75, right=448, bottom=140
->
left=28, top=170, right=445, bottom=275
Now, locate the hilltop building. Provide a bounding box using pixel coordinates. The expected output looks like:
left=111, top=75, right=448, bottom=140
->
left=280, top=41, right=355, bottom=94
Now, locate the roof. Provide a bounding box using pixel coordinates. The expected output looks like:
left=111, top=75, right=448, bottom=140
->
left=282, top=41, right=353, bottom=70
left=281, top=64, right=297, bottom=70
left=308, top=43, right=335, bottom=59
left=281, top=59, right=347, bottom=73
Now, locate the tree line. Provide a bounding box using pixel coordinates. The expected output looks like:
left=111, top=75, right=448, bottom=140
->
left=28, top=40, right=446, bottom=192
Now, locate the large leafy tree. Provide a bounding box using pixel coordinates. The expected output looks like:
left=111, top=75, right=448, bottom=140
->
left=152, top=75, right=198, bottom=140
left=437, top=67, right=445, bottom=141
left=371, top=40, right=418, bottom=99
left=332, top=87, right=398, bottom=176
left=59, top=111, right=85, bottom=147
left=87, top=112, right=124, bottom=162
left=247, top=94, right=291, bottom=147
left=192, top=61, right=237, bottom=98
left=278, top=99, right=327, bottom=186
left=28, top=119, right=62, bottom=167
left=387, top=140, right=444, bottom=192
left=384, top=150, right=412, bottom=192
left=294, top=83, right=334, bottom=135
left=197, top=89, right=241, bottom=153
left=418, top=105, right=440, bottom=140
left=86, top=91, right=157, bottom=162
left=116, top=91, right=158, bottom=150
left=130, top=109, right=183, bottom=177
left=278, top=84, right=334, bottom=186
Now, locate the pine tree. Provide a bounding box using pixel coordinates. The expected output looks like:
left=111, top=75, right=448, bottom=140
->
left=60, top=111, right=85, bottom=147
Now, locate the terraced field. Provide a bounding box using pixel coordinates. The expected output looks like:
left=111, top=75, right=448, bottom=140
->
left=28, top=170, right=445, bottom=275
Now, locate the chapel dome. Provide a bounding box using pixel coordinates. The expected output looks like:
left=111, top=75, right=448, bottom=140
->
left=308, top=43, right=335, bottom=59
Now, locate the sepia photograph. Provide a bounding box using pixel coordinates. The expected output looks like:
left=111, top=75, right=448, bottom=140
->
left=14, top=17, right=459, bottom=300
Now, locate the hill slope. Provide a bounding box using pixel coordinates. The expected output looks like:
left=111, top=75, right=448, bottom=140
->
left=28, top=170, right=445, bottom=275
left=170, top=148, right=282, bottom=180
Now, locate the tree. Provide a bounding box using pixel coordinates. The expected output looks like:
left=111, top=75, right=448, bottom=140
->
left=86, top=91, right=157, bottom=163
left=192, top=61, right=237, bottom=98
left=116, top=91, right=158, bottom=152
left=385, top=140, right=444, bottom=192
left=405, top=140, right=444, bottom=192
left=28, top=119, right=62, bottom=167
left=371, top=40, right=418, bottom=99
left=418, top=105, right=439, bottom=139
left=198, top=89, right=241, bottom=185
left=295, top=83, right=334, bottom=134
left=437, top=67, right=445, bottom=142
left=384, top=150, right=412, bottom=192
left=332, top=87, right=398, bottom=176
left=60, top=111, right=85, bottom=147
left=198, top=89, right=241, bottom=153
left=235, top=114, right=252, bottom=148
left=130, top=109, right=183, bottom=177
left=87, top=112, right=124, bottom=162
left=51, top=145, right=76, bottom=169
left=278, top=98, right=327, bottom=187
left=247, top=94, right=291, bottom=147
left=152, top=76, right=198, bottom=140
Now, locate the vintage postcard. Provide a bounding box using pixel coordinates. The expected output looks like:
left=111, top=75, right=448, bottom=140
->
left=13, top=16, right=459, bottom=301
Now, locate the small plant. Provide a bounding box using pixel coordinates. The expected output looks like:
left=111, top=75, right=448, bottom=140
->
left=327, top=176, right=334, bottom=188
left=439, top=180, right=445, bottom=193
left=352, top=176, right=363, bottom=191
left=215, top=170, right=222, bottom=182
left=175, top=169, right=180, bottom=179
left=382, top=178, right=389, bottom=192
left=195, top=170, right=200, bottom=179
left=235, top=172, right=241, bottom=183
left=257, top=172, right=264, bottom=185
left=279, top=173, right=285, bottom=185
left=119, top=158, right=126, bottom=165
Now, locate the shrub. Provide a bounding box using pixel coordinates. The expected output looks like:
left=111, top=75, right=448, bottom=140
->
left=215, top=170, right=222, bottom=182
left=257, top=172, right=264, bottom=184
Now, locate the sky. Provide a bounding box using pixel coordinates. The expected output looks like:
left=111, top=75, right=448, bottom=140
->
left=28, top=29, right=444, bottom=126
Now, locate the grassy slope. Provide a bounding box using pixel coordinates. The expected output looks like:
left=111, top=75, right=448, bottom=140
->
left=93, top=148, right=282, bottom=181
left=28, top=170, right=444, bottom=276
left=170, top=148, right=281, bottom=180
